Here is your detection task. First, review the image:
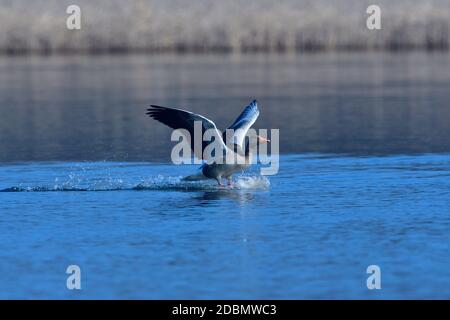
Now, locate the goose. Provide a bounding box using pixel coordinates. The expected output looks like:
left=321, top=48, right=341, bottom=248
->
left=146, top=100, right=269, bottom=186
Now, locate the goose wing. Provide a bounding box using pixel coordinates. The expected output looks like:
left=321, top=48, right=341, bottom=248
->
left=146, top=105, right=227, bottom=160
left=225, top=100, right=260, bottom=147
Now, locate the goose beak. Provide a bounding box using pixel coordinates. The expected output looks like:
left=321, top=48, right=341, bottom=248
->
left=257, top=135, right=270, bottom=143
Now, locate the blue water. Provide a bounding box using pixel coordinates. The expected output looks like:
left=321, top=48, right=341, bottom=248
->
left=1, top=154, right=449, bottom=299
left=1, top=52, right=450, bottom=299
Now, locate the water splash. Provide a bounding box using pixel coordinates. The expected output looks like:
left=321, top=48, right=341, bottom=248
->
left=235, top=175, right=270, bottom=190
left=0, top=174, right=269, bottom=192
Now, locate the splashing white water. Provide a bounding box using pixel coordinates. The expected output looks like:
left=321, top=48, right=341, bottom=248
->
left=0, top=161, right=271, bottom=192
left=235, top=175, right=270, bottom=190
left=134, top=175, right=270, bottom=191
left=1, top=174, right=270, bottom=192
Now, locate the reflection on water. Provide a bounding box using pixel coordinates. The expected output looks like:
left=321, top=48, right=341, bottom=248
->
left=196, top=190, right=255, bottom=204
left=1, top=53, right=450, bottom=162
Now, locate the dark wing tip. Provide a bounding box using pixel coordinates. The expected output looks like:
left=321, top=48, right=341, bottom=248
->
left=247, top=99, right=258, bottom=111
left=146, top=105, right=166, bottom=117
left=246, top=99, right=258, bottom=111
left=145, top=105, right=184, bottom=130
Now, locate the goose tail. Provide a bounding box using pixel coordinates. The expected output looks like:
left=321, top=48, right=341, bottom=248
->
left=182, top=172, right=208, bottom=181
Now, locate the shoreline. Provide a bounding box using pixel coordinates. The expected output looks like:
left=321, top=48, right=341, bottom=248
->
left=1, top=46, right=450, bottom=56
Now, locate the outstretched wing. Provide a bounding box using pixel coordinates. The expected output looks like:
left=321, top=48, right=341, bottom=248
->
left=146, top=105, right=227, bottom=160
left=225, top=99, right=260, bottom=147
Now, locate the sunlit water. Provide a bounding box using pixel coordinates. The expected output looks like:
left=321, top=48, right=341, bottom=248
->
left=1, top=154, right=449, bottom=299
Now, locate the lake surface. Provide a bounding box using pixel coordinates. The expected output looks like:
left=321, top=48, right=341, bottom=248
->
left=2, top=53, right=450, bottom=161
left=1, top=155, right=450, bottom=299
left=1, top=53, right=450, bottom=299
